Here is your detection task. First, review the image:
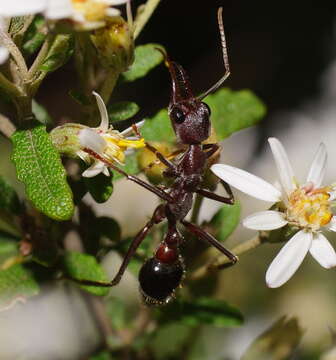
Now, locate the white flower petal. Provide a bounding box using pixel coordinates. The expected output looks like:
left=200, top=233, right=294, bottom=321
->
left=266, top=230, right=312, bottom=288
left=309, top=233, right=336, bottom=269
left=93, top=91, right=109, bottom=131
left=268, top=137, right=295, bottom=195
left=0, top=0, right=46, bottom=16
left=243, top=210, right=288, bottom=230
left=0, top=45, right=8, bottom=64
left=79, top=128, right=106, bottom=154
left=329, top=190, right=336, bottom=201
left=105, top=0, right=128, bottom=5
left=82, top=161, right=105, bottom=178
left=328, top=216, right=336, bottom=232
left=105, top=8, right=121, bottom=16
left=44, top=0, right=73, bottom=19
left=210, top=164, right=282, bottom=202
left=306, top=143, right=327, bottom=187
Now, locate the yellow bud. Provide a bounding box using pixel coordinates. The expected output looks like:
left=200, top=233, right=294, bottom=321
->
left=138, top=142, right=175, bottom=185
left=91, top=16, right=134, bottom=72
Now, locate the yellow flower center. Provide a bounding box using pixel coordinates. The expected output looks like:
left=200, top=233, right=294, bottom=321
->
left=287, top=185, right=333, bottom=230
left=102, top=132, right=145, bottom=164
left=72, top=0, right=108, bottom=22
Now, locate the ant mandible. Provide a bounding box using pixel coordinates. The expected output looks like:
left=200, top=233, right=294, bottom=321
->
left=81, top=7, right=238, bottom=305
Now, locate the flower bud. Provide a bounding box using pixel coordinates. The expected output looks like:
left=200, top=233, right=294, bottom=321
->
left=91, top=16, right=134, bottom=72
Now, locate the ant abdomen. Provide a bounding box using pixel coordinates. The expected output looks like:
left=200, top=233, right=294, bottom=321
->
left=138, top=257, right=185, bottom=305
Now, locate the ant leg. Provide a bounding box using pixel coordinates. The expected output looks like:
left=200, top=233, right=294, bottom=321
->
left=144, top=142, right=178, bottom=173
left=203, top=144, right=220, bottom=159
left=181, top=220, right=238, bottom=264
left=83, top=148, right=173, bottom=202
left=69, top=205, right=166, bottom=287
left=196, top=180, right=234, bottom=205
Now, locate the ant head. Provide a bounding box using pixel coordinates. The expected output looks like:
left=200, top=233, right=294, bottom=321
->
left=165, top=60, right=211, bottom=144
left=169, top=101, right=211, bottom=144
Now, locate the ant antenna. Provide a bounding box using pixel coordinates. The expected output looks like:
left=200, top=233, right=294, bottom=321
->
left=197, top=7, right=230, bottom=101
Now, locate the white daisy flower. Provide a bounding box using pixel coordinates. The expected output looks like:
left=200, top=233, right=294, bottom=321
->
left=0, top=0, right=128, bottom=30
left=51, top=91, right=145, bottom=177
left=211, top=137, right=336, bottom=288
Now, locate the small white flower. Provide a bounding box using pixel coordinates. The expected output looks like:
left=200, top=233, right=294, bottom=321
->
left=0, top=0, right=128, bottom=30
left=211, top=137, right=336, bottom=288
left=78, top=91, right=145, bottom=177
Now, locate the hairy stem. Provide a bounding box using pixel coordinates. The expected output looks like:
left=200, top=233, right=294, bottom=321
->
left=133, top=0, right=161, bottom=39
left=0, top=29, right=28, bottom=79
left=0, top=72, right=23, bottom=99
left=100, top=70, right=120, bottom=104
left=189, top=233, right=266, bottom=281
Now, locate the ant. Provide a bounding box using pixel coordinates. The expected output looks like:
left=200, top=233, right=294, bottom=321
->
left=80, top=7, right=238, bottom=305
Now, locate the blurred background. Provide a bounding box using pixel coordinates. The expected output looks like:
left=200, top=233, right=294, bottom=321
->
left=2, top=0, right=336, bottom=359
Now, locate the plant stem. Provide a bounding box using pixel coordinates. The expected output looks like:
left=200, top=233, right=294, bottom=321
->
left=0, top=29, right=28, bottom=79
left=100, top=70, right=119, bottom=104
left=0, top=72, right=22, bottom=98
left=0, top=114, right=16, bottom=137
left=133, top=0, right=161, bottom=39
left=190, top=193, right=203, bottom=225
left=189, top=233, right=266, bottom=281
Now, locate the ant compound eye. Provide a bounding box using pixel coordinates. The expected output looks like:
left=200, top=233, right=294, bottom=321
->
left=202, top=102, right=211, bottom=116
left=170, top=106, right=186, bottom=124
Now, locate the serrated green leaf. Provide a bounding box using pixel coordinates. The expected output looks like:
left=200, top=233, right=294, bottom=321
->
left=39, top=34, right=74, bottom=72
left=0, top=264, right=39, bottom=307
left=0, top=176, right=21, bottom=214
left=84, top=172, right=114, bottom=203
left=32, top=99, right=53, bottom=126
left=11, top=122, right=74, bottom=221
left=204, top=88, right=266, bottom=140
left=241, top=316, right=304, bottom=360
left=121, top=44, right=164, bottom=82
left=22, top=15, right=46, bottom=56
left=63, top=251, right=109, bottom=296
left=108, top=101, right=140, bottom=122
left=113, top=153, right=140, bottom=180
left=210, top=201, right=241, bottom=242
left=156, top=297, right=243, bottom=327
left=141, top=109, right=175, bottom=143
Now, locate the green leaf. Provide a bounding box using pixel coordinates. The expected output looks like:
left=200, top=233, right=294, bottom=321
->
left=39, top=34, right=74, bottom=72
left=0, top=176, right=21, bottom=214
left=241, top=316, right=304, bottom=360
left=108, top=101, right=140, bottom=122
left=0, top=235, right=18, bottom=265
left=209, top=201, right=241, bottom=242
left=0, top=264, right=39, bottom=308
left=204, top=88, right=266, bottom=140
left=89, top=352, right=113, bottom=360
left=141, top=109, right=175, bottom=143
left=22, top=15, right=46, bottom=56
left=11, top=122, right=74, bottom=221
left=121, top=44, right=164, bottom=82
left=63, top=251, right=109, bottom=296
left=84, top=171, right=114, bottom=203
left=32, top=99, right=53, bottom=126
left=113, top=153, right=140, bottom=180
left=156, top=297, right=243, bottom=327
left=95, top=217, right=121, bottom=243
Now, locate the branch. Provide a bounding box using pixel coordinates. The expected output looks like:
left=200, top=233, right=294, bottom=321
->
left=0, top=114, right=16, bottom=138
left=0, top=29, right=28, bottom=79
left=189, top=233, right=267, bottom=281
left=133, top=0, right=161, bottom=39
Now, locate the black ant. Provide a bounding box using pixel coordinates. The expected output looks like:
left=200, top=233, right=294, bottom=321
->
left=79, top=8, right=238, bottom=305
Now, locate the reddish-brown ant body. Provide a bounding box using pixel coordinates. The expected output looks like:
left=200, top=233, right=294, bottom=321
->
left=80, top=8, right=238, bottom=305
